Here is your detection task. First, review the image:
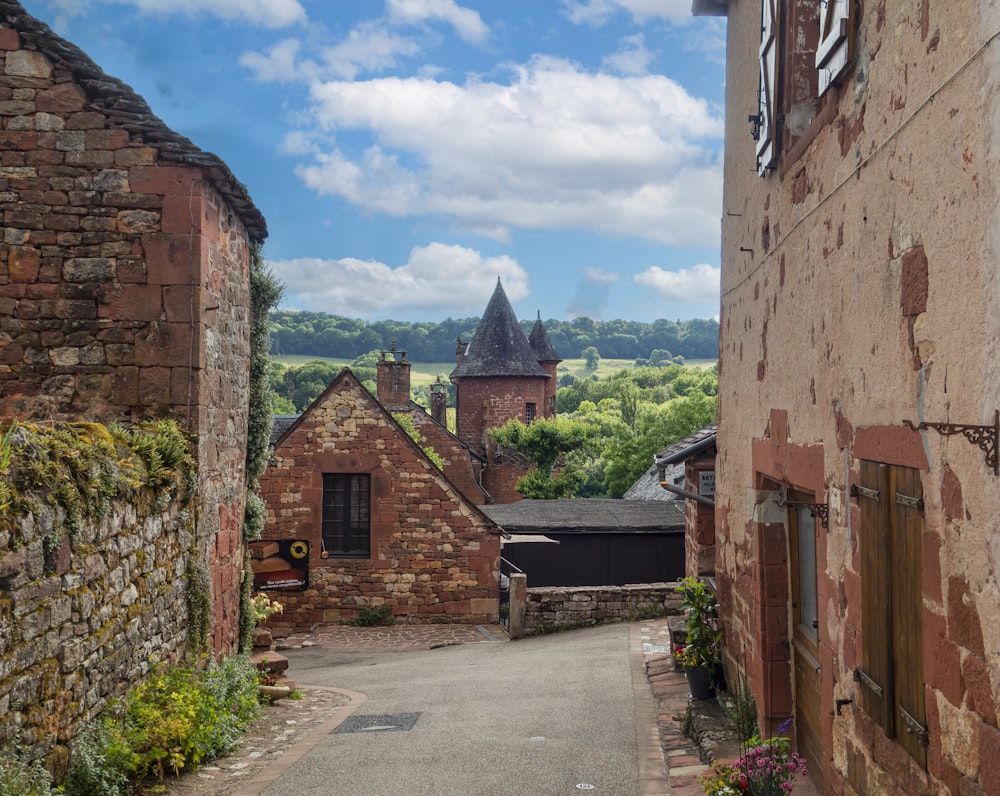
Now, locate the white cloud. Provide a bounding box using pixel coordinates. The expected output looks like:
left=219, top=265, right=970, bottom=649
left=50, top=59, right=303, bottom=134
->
left=634, top=263, right=720, bottom=302
left=561, top=0, right=694, bottom=26
left=107, top=0, right=307, bottom=27
left=584, top=268, right=620, bottom=284
left=268, top=243, right=528, bottom=318
left=319, top=21, right=424, bottom=80
left=239, top=38, right=310, bottom=83
left=292, top=56, right=723, bottom=245
left=602, top=33, right=655, bottom=75
left=386, top=0, right=489, bottom=44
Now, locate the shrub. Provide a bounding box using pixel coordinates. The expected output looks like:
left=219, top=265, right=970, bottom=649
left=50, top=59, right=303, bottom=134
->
left=113, top=655, right=260, bottom=781
left=0, top=744, right=52, bottom=796
left=348, top=604, right=395, bottom=627
left=63, top=721, right=131, bottom=796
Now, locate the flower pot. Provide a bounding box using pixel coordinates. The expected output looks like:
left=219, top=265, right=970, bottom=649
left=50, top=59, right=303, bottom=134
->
left=684, top=665, right=715, bottom=700
left=258, top=684, right=291, bottom=700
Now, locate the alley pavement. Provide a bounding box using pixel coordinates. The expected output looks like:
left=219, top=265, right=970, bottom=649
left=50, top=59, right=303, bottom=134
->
left=163, top=618, right=712, bottom=796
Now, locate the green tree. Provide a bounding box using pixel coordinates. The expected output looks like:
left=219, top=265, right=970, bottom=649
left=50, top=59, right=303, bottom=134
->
left=582, top=345, right=600, bottom=370
left=601, top=392, right=717, bottom=497
left=489, top=416, right=597, bottom=499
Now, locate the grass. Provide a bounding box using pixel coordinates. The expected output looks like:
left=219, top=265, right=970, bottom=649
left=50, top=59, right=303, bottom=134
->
left=273, top=355, right=718, bottom=388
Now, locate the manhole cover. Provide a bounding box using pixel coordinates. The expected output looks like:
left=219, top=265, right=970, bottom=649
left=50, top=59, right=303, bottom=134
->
left=641, top=643, right=671, bottom=654
left=334, top=713, right=421, bottom=734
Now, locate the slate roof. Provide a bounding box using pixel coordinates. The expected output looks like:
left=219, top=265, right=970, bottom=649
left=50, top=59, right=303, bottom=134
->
left=450, top=279, right=550, bottom=379
left=2, top=1, right=267, bottom=242
left=528, top=313, right=561, bottom=363
left=624, top=461, right=685, bottom=501
left=479, top=499, right=684, bottom=534
left=270, top=414, right=300, bottom=446
left=654, top=423, right=718, bottom=467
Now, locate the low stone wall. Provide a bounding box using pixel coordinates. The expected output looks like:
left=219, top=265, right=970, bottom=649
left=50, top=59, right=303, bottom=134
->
left=523, top=583, right=684, bottom=635
left=0, top=497, right=197, bottom=749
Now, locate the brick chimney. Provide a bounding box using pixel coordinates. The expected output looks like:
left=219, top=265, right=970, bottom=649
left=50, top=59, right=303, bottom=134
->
left=376, top=342, right=411, bottom=408
left=430, top=378, right=447, bottom=425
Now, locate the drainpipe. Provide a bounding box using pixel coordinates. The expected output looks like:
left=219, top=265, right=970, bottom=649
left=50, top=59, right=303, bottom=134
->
left=656, top=459, right=715, bottom=507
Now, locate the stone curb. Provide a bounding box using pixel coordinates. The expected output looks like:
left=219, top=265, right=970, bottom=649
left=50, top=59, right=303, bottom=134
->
left=228, top=686, right=367, bottom=796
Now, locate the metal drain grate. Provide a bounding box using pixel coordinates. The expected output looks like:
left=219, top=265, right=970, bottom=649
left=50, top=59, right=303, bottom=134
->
left=334, top=713, right=421, bottom=734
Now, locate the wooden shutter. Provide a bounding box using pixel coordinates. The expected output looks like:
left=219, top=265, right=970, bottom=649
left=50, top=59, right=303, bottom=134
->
left=858, top=461, right=894, bottom=734
left=891, top=466, right=927, bottom=767
left=755, top=0, right=779, bottom=175
left=816, top=0, right=853, bottom=95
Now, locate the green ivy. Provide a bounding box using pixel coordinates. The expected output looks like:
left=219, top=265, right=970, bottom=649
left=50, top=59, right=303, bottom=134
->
left=185, top=557, right=211, bottom=654
left=392, top=413, right=444, bottom=468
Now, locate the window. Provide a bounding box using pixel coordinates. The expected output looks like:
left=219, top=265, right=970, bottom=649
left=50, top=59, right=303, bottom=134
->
left=322, top=474, right=371, bottom=557
left=855, top=461, right=927, bottom=766
left=525, top=402, right=536, bottom=424
left=753, top=0, right=855, bottom=175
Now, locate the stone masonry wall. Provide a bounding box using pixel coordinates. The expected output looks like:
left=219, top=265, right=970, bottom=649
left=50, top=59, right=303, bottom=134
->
left=524, top=583, right=683, bottom=634
left=259, top=371, right=501, bottom=627
left=0, top=17, right=256, bottom=653
left=407, top=408, right=487, bottom=503
left=0, top=496, right=194, bottom=749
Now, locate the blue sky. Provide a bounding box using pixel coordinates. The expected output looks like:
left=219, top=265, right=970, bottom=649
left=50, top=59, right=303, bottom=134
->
left=24, top=0, right=727, bottom=323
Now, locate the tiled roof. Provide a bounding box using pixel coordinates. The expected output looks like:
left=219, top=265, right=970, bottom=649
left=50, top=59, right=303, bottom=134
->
left=1, top=1, right=267, bottom=241
left=624, top=461, right=685, bottom=501
left=451, top=280, right=550, bottom=379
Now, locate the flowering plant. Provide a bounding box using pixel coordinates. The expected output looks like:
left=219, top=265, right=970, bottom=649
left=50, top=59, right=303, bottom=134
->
left=249, top=592, right=283, bottom=625
left=700, top=719, right=808, bottom=795
left=674, top=643, right=717, bottom=670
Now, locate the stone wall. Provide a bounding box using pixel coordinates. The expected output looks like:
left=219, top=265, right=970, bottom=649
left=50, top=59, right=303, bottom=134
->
left=0, top=496, right=195, bottom=748
left=407, top=407, right=487, bottom=503
left=0, top=7, right=263, bottom=653
left=258, top=370, right=501, bottom=627
left=524, top=583, right=684, bottom=634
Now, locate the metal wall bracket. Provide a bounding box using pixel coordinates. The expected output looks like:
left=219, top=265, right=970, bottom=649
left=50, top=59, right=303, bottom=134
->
left=777, top=493, right=829, bottom=529
left=903, top=409, right=999, bottom=476
left=849, top=483, right=879, bottom=502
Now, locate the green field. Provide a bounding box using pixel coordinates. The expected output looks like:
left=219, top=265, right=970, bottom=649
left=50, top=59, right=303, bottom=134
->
left=274, top=354, right=716, bottom=386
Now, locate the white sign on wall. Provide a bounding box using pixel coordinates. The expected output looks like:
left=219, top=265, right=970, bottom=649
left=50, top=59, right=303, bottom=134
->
left=699, top=471, right=716, bottom=497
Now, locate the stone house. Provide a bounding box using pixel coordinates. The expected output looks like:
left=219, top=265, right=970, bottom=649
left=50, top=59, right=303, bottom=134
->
left=0, top=0, right=265, bottom=652
left=698, top=0, right=1000, bottom=793
left=257, top=368, right=501, bottom=627
left=451, top=278, right=561, bottom=502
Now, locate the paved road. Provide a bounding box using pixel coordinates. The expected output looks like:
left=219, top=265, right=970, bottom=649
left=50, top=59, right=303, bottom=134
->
left=263, top=623, right=641, bottom=796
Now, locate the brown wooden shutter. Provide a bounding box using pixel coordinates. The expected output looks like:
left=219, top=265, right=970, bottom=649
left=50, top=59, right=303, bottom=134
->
left=891, top=465, right=927, bottom=766
left=756, top=0, right=779, bottom=175
left=816, top=0, right=853, bottom=94
left=858, top=461, right=894, bottom=733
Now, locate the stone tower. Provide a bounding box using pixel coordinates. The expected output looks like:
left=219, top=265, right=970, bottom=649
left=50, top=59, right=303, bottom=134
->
left=450, top=279, right=558, bottom=502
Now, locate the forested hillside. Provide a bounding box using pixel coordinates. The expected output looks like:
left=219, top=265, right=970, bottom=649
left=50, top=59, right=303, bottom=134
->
left=269, top=310, right=718, bottom=362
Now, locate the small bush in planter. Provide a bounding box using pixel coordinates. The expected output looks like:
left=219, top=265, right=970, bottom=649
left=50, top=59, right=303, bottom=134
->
left=674, top=577, right=722, bottom=673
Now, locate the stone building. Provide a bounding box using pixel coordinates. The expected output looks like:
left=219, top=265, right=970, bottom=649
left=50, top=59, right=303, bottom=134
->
left=257, top=368, right=501, bottom=627
left=0, top=0, right=265, bottom=652
left=698, top=0, right=1000, bottom=793
left=451, top=278, right=560, bottom=502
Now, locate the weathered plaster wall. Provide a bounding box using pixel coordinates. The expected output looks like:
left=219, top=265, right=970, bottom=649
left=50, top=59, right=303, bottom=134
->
left=717, top=1, right=1000, bottom=793
left=0, top=17, right=255, bottom=653
left=259, top=372, right=501, bottom=626
left=0, top=497, right=194, bottom=749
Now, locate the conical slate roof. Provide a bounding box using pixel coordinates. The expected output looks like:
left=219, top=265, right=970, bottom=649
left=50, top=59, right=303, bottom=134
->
left=451, top=280, right=550, bottom=379
left=529, top=312, right=561, bottom=363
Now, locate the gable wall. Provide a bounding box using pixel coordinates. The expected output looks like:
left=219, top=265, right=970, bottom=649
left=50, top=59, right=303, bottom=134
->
left=406, top=408, right=487, bottom=503
left=258, top=377, right=500, bottom=626
left=0, top=24, right=254, bottom=652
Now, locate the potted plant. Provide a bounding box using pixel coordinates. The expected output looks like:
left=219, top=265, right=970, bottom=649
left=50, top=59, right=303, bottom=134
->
left=675, top=577, right=722, bottom=699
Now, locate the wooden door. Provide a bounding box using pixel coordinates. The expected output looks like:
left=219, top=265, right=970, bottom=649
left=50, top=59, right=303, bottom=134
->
left=789, top=502, right=823, bottom=788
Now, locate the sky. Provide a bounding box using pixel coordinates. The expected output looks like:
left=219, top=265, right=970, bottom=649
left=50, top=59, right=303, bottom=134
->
left=23, top=0, right=727, bottom=324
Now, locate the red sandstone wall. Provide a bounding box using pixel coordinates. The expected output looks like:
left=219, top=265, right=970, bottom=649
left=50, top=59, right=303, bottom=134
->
left=715, top=1, right=1000, bottom=793
left=0, top=27, right=253, bottom=653
left=454, top=375, right=547, bottom=502
left=258, top=371, right=500, bottom=626
left=407, top=408, right=488, bottom=504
